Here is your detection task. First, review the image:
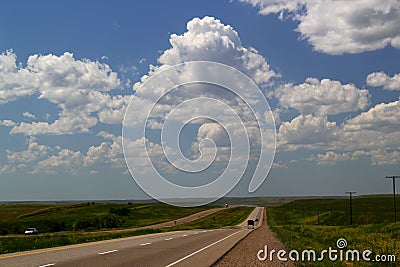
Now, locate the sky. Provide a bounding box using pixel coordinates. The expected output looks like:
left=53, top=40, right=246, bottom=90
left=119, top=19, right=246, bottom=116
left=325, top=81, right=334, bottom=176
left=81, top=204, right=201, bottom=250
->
left=0, top=0, right=399, bottom=201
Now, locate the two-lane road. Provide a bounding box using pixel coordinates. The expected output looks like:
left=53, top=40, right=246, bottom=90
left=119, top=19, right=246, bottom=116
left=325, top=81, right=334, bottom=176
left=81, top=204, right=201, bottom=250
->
left=0, top=207, right=264, bottom=267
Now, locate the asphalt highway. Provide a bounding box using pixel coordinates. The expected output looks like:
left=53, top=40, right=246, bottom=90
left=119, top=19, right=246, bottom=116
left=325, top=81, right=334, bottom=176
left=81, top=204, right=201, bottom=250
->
left=0, top=207, right=263, bottom=267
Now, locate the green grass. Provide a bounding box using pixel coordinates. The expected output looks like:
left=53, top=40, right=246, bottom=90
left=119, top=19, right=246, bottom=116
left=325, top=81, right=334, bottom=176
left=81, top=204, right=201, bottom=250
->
left=0, top=203, right=210, bottom=235
left=267, top=196, right=399, bottom=267
left=170, top=206, right=253, bottom=230
left=0, top=205, right=253, bottom=254
left=269, top=196, right=399, bottom=226
left=0, top=203, right=55, bottom=221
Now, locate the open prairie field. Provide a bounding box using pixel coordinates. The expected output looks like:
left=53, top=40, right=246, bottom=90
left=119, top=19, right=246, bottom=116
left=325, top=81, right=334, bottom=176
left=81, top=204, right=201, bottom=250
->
left=268, top=196, right=399, bottom=266
left=0, top=202, right=209, bottom=235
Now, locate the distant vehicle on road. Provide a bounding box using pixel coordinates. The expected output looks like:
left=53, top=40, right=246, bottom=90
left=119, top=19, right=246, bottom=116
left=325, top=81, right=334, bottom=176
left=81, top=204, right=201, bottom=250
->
left=24, top=228, right=38, bottom=235
left=247, top=219, right=254, bottom=228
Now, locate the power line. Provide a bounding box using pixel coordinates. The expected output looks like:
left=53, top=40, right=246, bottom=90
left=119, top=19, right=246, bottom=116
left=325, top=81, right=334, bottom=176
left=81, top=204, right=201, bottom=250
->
left=386, top=176, right=400, bottom=223
left=345, top=192, right=356, bottom=225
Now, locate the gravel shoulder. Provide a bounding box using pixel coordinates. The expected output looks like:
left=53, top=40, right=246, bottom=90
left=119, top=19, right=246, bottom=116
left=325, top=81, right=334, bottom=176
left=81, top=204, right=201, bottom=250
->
left=214, top=208, right=295, bottom=267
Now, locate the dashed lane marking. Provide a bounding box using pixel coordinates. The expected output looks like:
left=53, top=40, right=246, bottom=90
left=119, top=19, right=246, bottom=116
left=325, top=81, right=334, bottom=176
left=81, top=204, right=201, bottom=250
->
left=98, top=250, right=118, bottom=255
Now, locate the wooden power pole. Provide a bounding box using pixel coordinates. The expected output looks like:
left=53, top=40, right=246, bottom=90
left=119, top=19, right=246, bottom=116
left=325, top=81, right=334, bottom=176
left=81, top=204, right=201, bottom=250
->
left=346, top=192, right=356, bottom=225
left=386, top=176, right=400, bottom=223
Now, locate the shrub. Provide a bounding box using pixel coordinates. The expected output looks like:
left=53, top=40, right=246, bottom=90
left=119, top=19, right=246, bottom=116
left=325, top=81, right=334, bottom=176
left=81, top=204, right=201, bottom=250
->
left=74, top=214, right=124, bottom=230
left=74, top=217, right=99, bottom=230
left=48, top=220, right=66, bottom=232
left=110, top=207, right=130, bottom=216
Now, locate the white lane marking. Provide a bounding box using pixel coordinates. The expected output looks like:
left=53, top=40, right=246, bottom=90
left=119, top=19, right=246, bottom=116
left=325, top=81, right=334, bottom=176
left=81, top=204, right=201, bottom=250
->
left=140, top=242, right=151, bottom=246
left=165, top=230, right=244, bottom=267
left=165, top=238, right=173, bottom=241
left=182, top=234, right=188, bottom=237
left=39, top=264, right=55, bottom=267
left=98, top=249, right=118, bottom=255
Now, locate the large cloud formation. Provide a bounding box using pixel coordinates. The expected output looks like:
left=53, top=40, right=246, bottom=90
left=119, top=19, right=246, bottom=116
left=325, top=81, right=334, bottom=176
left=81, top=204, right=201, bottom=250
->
left=239, top=0, right=400, bottom=54
left=0, top=50, right=129, bottom=135
left=129, top=16, right=278, bottom=183
left=343, top=100, right=399, bottom=133
left=1, top=13, right=398, bottom=177
left=138, top=16, right=279, bottom=89
left=275, top=77, right=370, bottom=114
left=277, top=100, right=400, bottom=165
left=1, top=16, right=279, bottom=175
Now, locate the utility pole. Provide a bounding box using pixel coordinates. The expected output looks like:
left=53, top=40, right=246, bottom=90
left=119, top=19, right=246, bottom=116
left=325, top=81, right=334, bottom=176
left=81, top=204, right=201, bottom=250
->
left=386, top=176, right=400, bottom=223
left=346, top=192, right=356, bottom=225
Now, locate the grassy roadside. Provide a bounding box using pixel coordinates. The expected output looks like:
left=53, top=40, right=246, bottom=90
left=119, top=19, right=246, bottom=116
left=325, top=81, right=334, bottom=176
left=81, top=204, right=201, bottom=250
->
left=0, top=228, right=163, bottom=255
left=267, top=197, right=399, bottom=267
left=0, top=206, right=253, bottom=254
left=269, top=219, right=399, bottom=267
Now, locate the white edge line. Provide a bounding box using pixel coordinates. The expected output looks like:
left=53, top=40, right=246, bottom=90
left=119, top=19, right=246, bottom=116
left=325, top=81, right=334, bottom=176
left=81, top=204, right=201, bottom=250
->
left=39, top=264, right=55, bottom=267
left=98, top=249, right=118, bottom=255
left=140, top=242, right=151, bottom=246
left=165, top=230, right=243, bottom=267
left=165, top=238, right=173, bottom=240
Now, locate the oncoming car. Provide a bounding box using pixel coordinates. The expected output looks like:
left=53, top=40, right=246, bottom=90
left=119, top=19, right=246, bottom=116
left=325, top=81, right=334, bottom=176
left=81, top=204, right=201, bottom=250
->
left=24, top=228, right=38, bottom=235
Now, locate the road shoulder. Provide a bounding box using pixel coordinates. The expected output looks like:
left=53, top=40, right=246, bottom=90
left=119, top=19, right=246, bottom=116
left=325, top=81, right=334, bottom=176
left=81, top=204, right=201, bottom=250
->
left=214, top=208, right=295, bottom=267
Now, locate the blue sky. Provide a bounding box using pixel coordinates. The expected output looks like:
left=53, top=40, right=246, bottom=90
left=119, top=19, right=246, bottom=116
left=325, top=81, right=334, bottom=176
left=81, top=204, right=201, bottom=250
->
left=0, top=0, right=399, bottom=201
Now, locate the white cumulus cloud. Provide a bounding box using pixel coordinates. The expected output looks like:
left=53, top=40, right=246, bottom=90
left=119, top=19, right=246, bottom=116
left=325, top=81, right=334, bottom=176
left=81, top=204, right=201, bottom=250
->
left=239, top=0, right=400, bottom=54
left=0, top=164, right=16, bottom=174
left=308, top=151, right=352, bottom=165
left=32, top=149, right=84, bottom=175
left=0, top=119, right=16, bottom=127
left=155, top=16, right=278, bottom=87
left=370, top=150, right=400, bottom=166
left=275, top=77, right=370, bottom=115
left=278, top=114, right=339, bottom=148
left=366, top=71, right=400, bottom=90
left=1, top=50, right=124, bottom=135
left=22, top=112, right=36, bottom=120
left=343, top=100, right=400, bottom=133
left=7, top=136, right=50, bottom=163
left=17, top=132, right=127, bottom=175
left=337, top=100, right=400, bottom=153
left=0, top=50, right=39, bottom=104
left=276, top=100, right=400, bottom=166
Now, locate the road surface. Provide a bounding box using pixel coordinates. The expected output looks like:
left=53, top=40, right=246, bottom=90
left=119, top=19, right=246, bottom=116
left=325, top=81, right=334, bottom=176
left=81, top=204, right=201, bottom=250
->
left=0, top=207, right=263, bottom=267
left=215, top=207, right=295, bottom=266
